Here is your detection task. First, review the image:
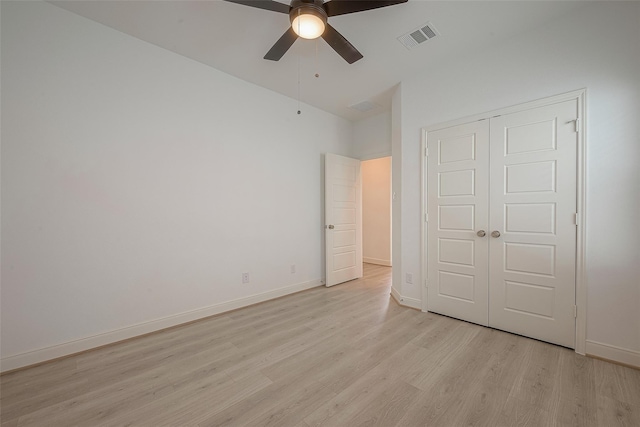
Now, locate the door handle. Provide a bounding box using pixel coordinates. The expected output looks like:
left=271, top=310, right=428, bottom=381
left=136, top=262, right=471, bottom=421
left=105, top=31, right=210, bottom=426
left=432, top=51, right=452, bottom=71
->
left=491, top=230, right=501, bottom=238
left=476, top=230, right=486, bottom=237
left=327, top=225, right=335, bottom=229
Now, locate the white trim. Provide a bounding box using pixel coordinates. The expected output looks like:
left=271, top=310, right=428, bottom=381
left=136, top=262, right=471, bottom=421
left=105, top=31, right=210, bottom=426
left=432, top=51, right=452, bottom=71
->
left=400, top=296, right=422, bottom=310
left=0, top=279, right=323, bottom=373
left=357, top=151, right=392, bottom=161
left=420, top=89, right=587, bottom=354
left=421, top=132, right=428, bottom=312
left=363, top=257, right=392, bottom=267
left=586, top=340, right=640, bottom=369
left=391, top=285, right=402, bottom=305
left=574, top=91, right=587, bottom=355
left=390, top=286, right=421, bottom=310
left=422, top=89, right=588, bottom=132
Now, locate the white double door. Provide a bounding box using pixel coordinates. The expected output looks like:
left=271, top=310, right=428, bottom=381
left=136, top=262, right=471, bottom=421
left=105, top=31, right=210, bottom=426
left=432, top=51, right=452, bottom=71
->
left=426, top=100, right=578, bottom=348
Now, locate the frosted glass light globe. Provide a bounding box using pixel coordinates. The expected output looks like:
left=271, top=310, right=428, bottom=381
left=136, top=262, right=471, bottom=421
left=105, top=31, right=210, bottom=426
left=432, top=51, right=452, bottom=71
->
left=291, top=13, right=325, bottom=39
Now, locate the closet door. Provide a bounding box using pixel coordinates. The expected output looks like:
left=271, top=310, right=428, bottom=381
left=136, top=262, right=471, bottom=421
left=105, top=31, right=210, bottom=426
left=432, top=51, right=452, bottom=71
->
left=488, top=100, right=578, bottom=348
left=426, top=120, right=490, bottom=326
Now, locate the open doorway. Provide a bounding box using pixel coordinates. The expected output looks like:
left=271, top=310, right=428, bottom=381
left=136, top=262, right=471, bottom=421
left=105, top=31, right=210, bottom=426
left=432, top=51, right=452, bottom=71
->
left=362, top=157, right=392, bottom=277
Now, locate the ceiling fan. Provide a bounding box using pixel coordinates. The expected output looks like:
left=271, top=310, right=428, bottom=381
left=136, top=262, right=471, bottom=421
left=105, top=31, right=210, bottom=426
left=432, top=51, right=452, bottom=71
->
left=224, top=0, right=408, bottom=64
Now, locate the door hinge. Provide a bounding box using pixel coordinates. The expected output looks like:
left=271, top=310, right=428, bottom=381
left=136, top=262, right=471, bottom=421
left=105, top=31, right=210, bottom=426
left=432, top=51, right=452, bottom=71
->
left=573, top=305, right=577, bottom=318
left=574, top=212, right=579, bottom=226
left=425, top=213, right=429, bottom=222
left=424, top=279, right=428, bottom=288
left=425, top=147, right=429, bottom=156
left=572, top=118, right=580, bottom=133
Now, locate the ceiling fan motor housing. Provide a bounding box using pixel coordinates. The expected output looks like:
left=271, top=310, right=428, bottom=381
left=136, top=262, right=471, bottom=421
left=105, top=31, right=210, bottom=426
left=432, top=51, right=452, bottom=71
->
left=289, top=0, right=328, bottom=29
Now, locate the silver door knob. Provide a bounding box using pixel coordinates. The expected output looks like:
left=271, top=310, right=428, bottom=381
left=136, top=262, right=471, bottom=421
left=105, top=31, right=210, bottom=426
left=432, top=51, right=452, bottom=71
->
left=477, top=230, right=486, bottom=237
left=327, top=225, right=335, bottom=229
left=491, top=230, right=501, bottom=238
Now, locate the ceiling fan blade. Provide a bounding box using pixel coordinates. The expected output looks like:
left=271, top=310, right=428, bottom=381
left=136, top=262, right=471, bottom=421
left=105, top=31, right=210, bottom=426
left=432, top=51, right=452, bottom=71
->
left=223, top=0, right=290, bottom=14
left=324, top=0, right=407, bottom=17
left=264, top=27, right=299, bottom=61
left=321, top=23, right=363, bottom=64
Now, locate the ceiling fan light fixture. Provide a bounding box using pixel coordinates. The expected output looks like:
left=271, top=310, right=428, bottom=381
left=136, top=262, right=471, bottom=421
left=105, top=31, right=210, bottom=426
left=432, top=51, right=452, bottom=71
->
left=224, top=0, right=408, bottom=63
left=290, top=4, right=327, bottom=40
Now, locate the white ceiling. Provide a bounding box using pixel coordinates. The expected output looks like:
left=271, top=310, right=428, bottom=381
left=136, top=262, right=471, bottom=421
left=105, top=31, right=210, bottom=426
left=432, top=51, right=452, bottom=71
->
left=50, top=0, right=587, bottom=121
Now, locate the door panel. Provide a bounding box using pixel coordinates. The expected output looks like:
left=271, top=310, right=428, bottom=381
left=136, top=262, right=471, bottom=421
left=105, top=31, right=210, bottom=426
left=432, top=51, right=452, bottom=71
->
left=489, top=100, right=577, bottom=348
left=439, top=169, right=476, bottom=196
left=325, top=153, right=362, bottom=287
left=438, top=271, right=475, bottom=302
left=504, top=243, right=556, bottom=276
left=427, top=120, right=489, bottom=326
left=438, top=238, right=475, bottom=266
left=439, top=205, right=475, bottom=230
left=505, top=161, right=557, bottom=193
left=505, top=203, right=556, bottom=234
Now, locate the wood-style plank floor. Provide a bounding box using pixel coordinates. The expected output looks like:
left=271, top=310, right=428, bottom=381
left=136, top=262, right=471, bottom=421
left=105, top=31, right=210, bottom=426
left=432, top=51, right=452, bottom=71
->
left=2, top=263, right=639, bottom=426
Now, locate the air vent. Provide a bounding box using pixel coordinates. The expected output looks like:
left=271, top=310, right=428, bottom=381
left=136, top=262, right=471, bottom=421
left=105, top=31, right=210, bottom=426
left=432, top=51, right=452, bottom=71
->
left=349, top=101, right=379, bottom=113
left=398, top=22, right=439, bottom=50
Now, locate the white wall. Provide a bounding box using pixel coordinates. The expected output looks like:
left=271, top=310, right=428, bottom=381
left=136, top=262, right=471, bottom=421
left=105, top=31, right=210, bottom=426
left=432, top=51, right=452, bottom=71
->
left=0, top=1, right=353, bottom=370
left=362, top=157, right=391, bottom=267
left=391, top=85, right=404, bottom=298
left=393, top=2, right=640, bottom=361
left=352, top=112, right=391, bottom=160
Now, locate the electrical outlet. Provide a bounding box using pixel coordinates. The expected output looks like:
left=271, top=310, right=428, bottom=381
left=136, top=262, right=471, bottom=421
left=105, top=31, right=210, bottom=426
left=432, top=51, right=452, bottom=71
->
left=242, top=272, right=250, bottom=284
left=290, top=264, right=296, bottom=274
left=406, top=273, right=413, bottom=284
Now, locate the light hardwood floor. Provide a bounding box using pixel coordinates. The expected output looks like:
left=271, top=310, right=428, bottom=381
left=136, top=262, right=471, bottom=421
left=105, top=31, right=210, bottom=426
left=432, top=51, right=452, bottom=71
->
left=1, top=263, right=639, bottom=426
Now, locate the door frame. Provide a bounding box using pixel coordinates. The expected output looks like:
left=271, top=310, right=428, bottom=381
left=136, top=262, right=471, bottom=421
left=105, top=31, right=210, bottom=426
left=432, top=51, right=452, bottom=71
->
left=420, top=89, right=587, bottom=355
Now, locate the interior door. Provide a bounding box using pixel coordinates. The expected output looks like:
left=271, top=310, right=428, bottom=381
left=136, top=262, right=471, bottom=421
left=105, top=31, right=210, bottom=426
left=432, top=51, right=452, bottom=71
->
left=426, top=120, right=490, bottom=325
left=325, top=153, right=362, bottom=287
left=488, top=100, right=578, bottom=347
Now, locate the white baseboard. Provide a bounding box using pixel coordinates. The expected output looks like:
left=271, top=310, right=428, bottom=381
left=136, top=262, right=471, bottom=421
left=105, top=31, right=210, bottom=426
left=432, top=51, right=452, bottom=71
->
left=0, top=279, right=323, bottom=373
left=363, top=257, right=392, bottom=267
left=399, top=296, right=421, bottom=310
left=586, top=340, right=640, bottom=368
left=390, top=286, right=421, bottom=310
left=390, top=286, right=402, bottom=304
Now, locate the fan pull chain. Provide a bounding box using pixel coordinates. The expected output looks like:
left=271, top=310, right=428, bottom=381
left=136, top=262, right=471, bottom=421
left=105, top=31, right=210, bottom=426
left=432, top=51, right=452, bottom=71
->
left=297, top=9, right=301, bottom=115
left=297, top=55, right=301, bottom=114
left=315, top=39, right=319, bottom=78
